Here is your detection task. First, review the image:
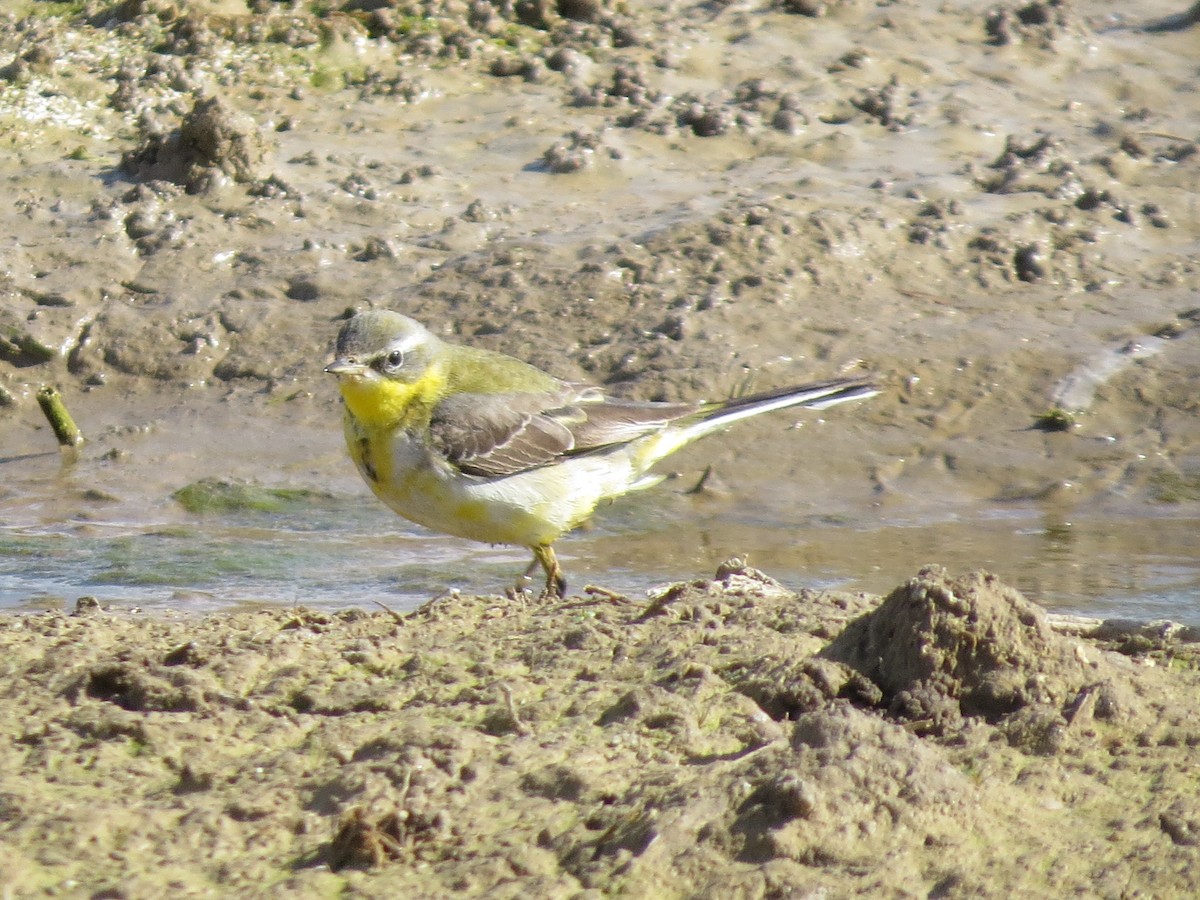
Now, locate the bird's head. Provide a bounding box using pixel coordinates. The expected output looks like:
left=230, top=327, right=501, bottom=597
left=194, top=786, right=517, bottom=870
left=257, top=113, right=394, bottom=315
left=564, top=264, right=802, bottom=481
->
left=326, top=310, right=445, bottom=428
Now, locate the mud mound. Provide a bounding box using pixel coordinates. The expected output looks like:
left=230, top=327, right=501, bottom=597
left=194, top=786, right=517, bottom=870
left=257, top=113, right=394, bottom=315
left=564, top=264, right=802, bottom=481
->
left=120, top=94, right=268, bottom=194
left=823, top=565, right=1135, bottom=743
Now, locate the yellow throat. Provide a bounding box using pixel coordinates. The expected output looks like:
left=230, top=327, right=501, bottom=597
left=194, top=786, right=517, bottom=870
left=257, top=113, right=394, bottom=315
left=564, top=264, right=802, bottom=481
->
left=338, top=368, right=444, bottom=431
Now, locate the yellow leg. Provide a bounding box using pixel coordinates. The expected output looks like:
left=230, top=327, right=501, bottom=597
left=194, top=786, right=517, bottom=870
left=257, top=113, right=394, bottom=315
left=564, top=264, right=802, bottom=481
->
left=532, top=544, right=566, bottom=599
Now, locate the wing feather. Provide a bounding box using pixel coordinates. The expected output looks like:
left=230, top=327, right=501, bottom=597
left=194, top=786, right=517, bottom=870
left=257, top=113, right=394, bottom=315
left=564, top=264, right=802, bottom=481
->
left=428, top=390, right=698, bottom=478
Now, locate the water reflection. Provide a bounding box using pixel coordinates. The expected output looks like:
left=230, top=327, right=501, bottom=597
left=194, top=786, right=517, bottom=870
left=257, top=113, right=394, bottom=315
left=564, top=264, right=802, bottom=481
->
left=2, top=473, right=1198, bottom=622
left=575, top=502, right=1200, bottom=625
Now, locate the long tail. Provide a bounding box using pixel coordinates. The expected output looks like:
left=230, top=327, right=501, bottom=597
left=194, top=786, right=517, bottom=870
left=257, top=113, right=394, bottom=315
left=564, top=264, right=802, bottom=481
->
left=622, top=374, right=878, bottom=486
left=692, top=375, right=877, bottom=433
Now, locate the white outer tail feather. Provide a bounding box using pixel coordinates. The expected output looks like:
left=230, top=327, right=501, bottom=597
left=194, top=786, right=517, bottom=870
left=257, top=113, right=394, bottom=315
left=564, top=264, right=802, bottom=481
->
left=636, top=378, right=879, bottom=470
left=681, top=381, right=879, bottom=443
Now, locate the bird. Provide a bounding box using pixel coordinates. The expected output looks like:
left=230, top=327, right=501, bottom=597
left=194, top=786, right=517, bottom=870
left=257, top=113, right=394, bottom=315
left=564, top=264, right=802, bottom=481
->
left=325, top=309, right=878, bottom=598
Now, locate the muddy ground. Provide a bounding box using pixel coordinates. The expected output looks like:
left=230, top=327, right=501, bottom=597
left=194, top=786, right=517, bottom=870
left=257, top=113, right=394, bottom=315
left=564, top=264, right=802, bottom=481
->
left=2, top=0, right=1200, bottom=896
left=3, top=564, right=1200, bottom=897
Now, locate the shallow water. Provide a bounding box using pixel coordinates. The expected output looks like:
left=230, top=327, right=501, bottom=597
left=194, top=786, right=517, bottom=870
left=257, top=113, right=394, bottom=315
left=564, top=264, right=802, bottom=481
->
left=3, top=392, right=1199, bottom=623
left=3, top=470, right=1198, bottom=624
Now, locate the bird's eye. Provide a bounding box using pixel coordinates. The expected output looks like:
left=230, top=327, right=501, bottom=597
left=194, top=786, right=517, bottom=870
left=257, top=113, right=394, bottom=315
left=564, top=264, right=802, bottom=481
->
left=382, top=349, right=404, bottom=372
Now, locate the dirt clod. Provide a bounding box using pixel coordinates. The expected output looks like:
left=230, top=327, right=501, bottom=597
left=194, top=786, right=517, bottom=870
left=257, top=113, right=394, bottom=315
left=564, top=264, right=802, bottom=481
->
left=823, top=566, right=1107, bottom=732
left=121, top=94, right=269, bottom=194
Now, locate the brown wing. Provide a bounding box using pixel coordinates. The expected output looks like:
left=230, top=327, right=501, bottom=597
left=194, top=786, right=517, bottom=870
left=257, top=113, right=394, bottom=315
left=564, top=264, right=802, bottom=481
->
left=429, top=389, right=699, bottom=478
left=563, top=397, right=698, bottom=451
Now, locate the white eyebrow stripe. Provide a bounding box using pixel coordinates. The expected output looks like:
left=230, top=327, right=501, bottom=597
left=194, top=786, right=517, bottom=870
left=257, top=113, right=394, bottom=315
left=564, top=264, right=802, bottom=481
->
left=386, top=333, right=426, bottom=355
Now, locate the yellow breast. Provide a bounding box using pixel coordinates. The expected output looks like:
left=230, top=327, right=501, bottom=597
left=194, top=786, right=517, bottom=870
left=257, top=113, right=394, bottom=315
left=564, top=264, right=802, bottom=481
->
left=338, top=373, right=437, bottom=432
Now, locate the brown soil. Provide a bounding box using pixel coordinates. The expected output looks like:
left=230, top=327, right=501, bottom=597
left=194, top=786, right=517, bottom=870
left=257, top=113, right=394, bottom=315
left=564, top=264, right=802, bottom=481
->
left=2, top=1, right=1200, bottom=895
left=3, top=564, right=1200, bottom=896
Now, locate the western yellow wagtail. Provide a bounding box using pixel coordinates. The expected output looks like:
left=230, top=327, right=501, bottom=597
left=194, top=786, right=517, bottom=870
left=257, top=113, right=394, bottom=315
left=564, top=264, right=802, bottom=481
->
left=326, top=310, right=878, bottom=597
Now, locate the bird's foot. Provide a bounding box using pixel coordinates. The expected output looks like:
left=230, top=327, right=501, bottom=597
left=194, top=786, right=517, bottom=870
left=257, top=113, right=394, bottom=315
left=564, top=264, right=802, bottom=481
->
left=530, top=544, right=567, bottom=600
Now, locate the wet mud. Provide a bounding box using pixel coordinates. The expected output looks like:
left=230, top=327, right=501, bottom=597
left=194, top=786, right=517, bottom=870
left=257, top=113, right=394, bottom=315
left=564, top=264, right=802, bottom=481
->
left=2, top=0, right=1198, bottom=517
left=2, top=1, right=1200, bottom=894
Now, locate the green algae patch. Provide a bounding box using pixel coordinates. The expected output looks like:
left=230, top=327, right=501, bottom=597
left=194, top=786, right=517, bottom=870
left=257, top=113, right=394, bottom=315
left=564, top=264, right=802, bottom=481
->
left=1149, top=470, right=1200, bottom=504
left=172, top=479, right=326, bottom=514
left=1033, top=407, right=1076, bottom=432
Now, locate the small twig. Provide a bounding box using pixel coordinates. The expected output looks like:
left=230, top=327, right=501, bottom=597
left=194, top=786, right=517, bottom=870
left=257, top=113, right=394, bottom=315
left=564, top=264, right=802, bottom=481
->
left=685, top=464, right=714, bottom=495
left=396, top=766, right=413, bottom=804
left=36, top=386, right=84, bottom=448
left=498, top=684, right=531, bottom=736
left=371, top=599, right=407, bottom=625
left=583, top=584, right=635, bottom=603
left=1135, top=130, right=1197, bottom=144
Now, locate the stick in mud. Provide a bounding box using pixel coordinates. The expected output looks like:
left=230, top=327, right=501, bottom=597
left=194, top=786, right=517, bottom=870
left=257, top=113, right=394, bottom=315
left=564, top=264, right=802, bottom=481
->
left=36, top=386, right=84, bottom=448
